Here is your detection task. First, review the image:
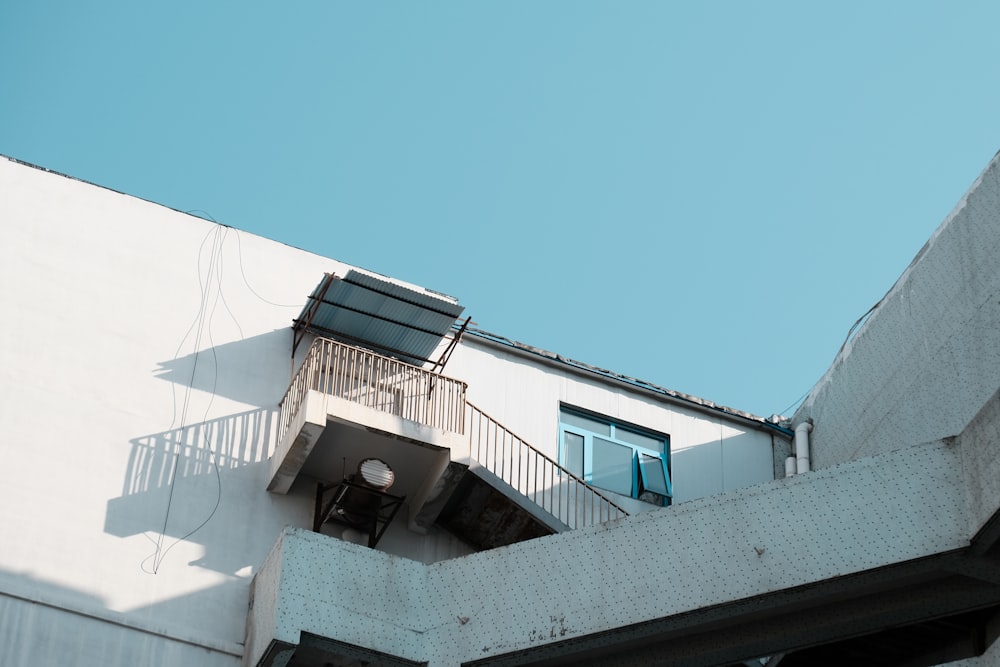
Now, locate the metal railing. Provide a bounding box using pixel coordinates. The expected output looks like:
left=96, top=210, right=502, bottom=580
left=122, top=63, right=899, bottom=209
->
left=467, top=403, right=629, bottom=530
left=277, top=337, right=468, bottom=446
left=276, top=337, right=626, bottom=531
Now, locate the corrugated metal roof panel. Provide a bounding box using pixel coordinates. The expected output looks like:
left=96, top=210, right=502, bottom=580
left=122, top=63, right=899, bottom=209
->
left=295, top=271, right=464, bottom=365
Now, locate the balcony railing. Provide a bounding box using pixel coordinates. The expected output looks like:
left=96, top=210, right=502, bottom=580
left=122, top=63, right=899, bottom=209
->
left=277, top=337, right=468, bottom=446
left=467, top=403, right=629, bottom=530
left=277, top=337, right=627, bottom=531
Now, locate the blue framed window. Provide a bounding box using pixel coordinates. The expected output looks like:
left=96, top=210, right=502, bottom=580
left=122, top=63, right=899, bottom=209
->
left=559, top=407, right=672, bottom=506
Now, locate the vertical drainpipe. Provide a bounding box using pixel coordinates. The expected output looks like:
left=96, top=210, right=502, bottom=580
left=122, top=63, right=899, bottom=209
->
left=784, top=455, right=797, bottom=478
left=794, top=421, right=814, bottom=474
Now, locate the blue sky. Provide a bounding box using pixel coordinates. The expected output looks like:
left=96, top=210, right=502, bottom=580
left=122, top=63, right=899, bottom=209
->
left=2, top=2, right=998, bottom=417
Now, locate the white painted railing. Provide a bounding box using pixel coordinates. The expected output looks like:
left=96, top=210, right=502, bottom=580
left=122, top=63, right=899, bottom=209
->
left=467, top=403, right=629, bottom=529
left=277, top=337, right=467, bottom=445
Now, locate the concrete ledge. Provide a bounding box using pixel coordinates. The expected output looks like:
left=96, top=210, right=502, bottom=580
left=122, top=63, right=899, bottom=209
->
left=267, top=390, right=470, bottom=495
left=247, top=437, right=989, bottom=666
left=267, top=391, right=327, bottom=494
left=961, top=388, right=1000, bottom=552
left=245, top=529, right=427, bottom=667
left=322, top=393, right=470, bottom=458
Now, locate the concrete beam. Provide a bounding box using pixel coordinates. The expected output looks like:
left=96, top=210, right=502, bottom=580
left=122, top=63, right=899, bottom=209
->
left=249, top=436, right=990, bottom=667
left=960, top=388, right=1000, bottom=556
left=267, top=391, right=327, bottom=494
left=267, top=390, right=470, bottom=496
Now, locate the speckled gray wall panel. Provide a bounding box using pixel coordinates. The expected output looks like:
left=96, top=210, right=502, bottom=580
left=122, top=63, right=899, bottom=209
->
left=796, top=152, right=1000, bottom=468
left=425, top=440, right=966, bottom=664
left=263, top=529, right=427, bottom=664
left=960, top=388, right=1000, bottom=539
left=249, top=439, right=969, bottom=666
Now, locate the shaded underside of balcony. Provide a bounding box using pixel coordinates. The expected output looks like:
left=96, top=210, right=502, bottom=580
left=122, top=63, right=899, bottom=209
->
left=435, top=465, right=560, bottom=551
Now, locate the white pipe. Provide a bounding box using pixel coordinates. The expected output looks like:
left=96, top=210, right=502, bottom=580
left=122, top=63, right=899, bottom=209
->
left=794, top=421, right=813, bottom=474
left=784, top=456, right=796, bottom=478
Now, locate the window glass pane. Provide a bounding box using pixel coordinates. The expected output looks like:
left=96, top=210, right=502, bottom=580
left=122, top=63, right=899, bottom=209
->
left=563, top=431, right=584, bottom=478
left=617, top=428, right=665, bottom=453
left=639, top=454, right=670, bottom=495
left=561, top=411, right=611, bottom=436
left=591, top=437, right=633, bottom=496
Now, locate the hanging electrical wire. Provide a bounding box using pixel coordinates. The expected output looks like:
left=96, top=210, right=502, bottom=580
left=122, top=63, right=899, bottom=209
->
left=143, top=225, right=227, bottom=574
left=836, top=297, right=885, bottom=359
left=234, top=228, right=302, bottom=308
left=152, top=229, right=233, bottom=571
left=771, top=294, right=889, bottom=424
left=143, top=213, right=302, bottom=573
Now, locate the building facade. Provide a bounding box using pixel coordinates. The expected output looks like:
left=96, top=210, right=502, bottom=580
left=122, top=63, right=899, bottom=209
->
left=0, top=151, right=998, bottom=666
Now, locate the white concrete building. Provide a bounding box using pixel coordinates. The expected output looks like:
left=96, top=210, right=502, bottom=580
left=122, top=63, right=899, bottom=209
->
left=0, top=151, right=998, bottom=666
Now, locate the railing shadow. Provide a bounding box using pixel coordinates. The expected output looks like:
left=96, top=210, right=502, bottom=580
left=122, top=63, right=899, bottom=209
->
left=154, top=329, right=293, bottom=407
left=105, top=408, right=285, bottom=574
left=119, top=408, right=271, bottom=498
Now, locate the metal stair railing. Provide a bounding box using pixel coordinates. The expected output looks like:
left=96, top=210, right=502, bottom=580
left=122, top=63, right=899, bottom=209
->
left=466, top=402, right=629, bottom=530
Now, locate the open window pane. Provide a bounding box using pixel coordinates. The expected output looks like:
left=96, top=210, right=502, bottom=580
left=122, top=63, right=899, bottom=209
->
left=559, top=407, right=672, bottom=507
left=563, top=431, right=584, bottom=478
left=592, top=437, right=633, bottom=496
left=639, top=454, right=670, bottom=496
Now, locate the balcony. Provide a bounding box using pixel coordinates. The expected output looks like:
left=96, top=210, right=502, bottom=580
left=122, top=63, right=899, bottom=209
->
left=268, top=337, right=627, bottom=551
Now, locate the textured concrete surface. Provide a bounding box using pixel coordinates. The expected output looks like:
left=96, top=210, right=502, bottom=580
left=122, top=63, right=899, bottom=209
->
left=960, top=388, right=1000, bottom=543
left=249, top=428, right=991, bottom=666
left=796, top=151, right=1000, bottom=469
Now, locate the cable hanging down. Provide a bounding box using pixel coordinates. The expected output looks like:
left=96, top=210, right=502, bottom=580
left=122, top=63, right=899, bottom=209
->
left=144, top=226, right=230, bottom=574
left=142, top=213, right=312, bottom=573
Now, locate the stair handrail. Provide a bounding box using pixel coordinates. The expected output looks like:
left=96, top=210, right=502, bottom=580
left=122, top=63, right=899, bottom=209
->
left=466, top=402, right=629, bottom=529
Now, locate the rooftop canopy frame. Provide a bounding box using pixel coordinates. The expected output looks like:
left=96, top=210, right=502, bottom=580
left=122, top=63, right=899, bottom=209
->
left=292, top=270, right=466, bottom=369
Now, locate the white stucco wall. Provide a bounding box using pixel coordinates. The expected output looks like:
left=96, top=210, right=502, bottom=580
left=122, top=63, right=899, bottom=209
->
left=0, top=157, right=328, bottom=660
left=0, top=157, right=464, bottom=663
left=446, top=337, right=778, bottom=506
left=795, top=151, right=1000, bottom=469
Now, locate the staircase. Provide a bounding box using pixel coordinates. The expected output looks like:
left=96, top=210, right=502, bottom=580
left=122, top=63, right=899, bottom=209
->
left=432, top=403, right=629, bottom=550
left=277, top=337, right=628, bottom=551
